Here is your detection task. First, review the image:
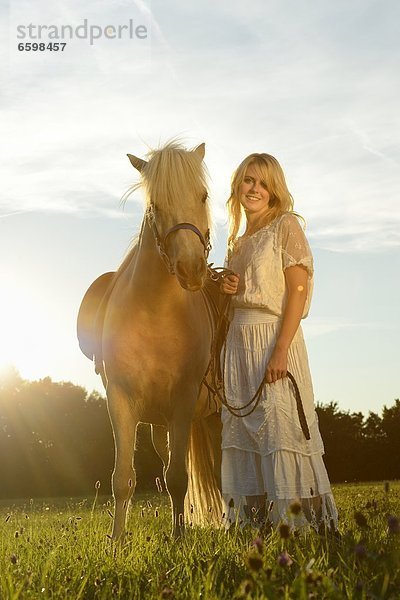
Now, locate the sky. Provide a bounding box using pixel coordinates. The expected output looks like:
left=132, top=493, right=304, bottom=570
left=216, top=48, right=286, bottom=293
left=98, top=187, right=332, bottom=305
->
left=1, top=0, right=399, bottom=415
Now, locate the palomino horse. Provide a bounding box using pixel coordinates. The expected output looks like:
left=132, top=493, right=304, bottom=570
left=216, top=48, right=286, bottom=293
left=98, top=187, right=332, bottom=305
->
left=77, top=141, right=222, bottom=539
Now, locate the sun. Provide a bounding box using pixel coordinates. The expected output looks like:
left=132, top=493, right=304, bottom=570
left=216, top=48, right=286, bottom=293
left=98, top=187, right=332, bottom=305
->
left=0, top=269, right=58, bottom=381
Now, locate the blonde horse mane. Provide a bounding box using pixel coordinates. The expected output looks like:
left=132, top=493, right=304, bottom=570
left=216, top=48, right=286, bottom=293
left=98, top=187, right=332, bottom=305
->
left=123, top=140, right=209, bottom=211
left=117, top=140, right=210, bottom=278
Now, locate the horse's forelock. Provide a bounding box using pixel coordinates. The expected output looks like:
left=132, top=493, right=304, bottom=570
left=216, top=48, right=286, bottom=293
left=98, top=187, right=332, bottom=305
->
left=143, top=143, right=208, bottom=211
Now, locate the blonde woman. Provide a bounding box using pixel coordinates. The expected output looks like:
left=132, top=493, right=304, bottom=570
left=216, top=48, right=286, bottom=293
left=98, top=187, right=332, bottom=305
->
left=220, top=153, right=338, bottom=531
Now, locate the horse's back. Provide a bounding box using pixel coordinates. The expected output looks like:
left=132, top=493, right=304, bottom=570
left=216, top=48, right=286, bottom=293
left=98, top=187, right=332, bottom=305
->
left=77, top=271, right=115, bottom=360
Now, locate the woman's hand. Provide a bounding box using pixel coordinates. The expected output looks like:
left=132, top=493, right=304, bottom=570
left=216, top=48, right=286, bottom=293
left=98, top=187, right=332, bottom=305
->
left=265, top=344, right=288, bottom=384
left=221, top=273, right=240, bottom=295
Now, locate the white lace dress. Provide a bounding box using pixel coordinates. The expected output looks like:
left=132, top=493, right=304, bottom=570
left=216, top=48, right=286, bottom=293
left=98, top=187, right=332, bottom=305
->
left=221, top=212, right=338, bottom=530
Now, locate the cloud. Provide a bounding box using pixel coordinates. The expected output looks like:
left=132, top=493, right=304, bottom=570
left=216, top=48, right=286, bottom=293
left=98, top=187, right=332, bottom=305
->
left=303, top=316, right=398, bottom=338
left=2, top=0, right=399, bottom=251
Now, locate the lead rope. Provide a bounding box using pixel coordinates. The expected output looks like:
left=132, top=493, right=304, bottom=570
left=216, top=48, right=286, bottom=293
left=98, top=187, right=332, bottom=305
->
left=206, top=267, right=311, bottom=441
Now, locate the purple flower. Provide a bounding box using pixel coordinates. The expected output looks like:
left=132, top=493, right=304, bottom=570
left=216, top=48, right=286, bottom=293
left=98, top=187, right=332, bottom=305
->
left=289, top=501, right=302, bottom=515
left=388, top=516, right=400, bottom=534
left=354, top=511, right=368, bottom=528
left=252, top=536, right=264, bottom=554
left=247, top=554, right=263, bottom=571
left=279, top=523, right=291, bottom=539
left=278, top=550, right=293, bottom=567
left=354, top=544, right=367, bottom=559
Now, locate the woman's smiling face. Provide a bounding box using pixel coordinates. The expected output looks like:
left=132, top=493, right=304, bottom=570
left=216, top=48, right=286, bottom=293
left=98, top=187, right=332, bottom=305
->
left=239, top=163, right=271, bottom=217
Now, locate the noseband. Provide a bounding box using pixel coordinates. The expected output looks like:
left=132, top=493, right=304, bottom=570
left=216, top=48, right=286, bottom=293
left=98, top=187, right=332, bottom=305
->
left=146, top=203, right=211, bottom=275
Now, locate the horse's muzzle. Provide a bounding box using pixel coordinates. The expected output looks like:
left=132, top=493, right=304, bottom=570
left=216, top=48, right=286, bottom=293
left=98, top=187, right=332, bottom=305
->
left=175, top=258, right=207, bottom=291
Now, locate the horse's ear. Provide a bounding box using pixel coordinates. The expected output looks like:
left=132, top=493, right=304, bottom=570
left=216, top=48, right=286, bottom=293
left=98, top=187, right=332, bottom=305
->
left=127, top=154, right=147, bottom=172
left=193, top=143, right=205, bottom=161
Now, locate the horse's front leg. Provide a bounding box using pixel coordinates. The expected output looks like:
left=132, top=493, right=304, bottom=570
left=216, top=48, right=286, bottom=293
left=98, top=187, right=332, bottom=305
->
left=165, top=407, right=193, bottom=538
left=107, top=383, right=138, bottom=542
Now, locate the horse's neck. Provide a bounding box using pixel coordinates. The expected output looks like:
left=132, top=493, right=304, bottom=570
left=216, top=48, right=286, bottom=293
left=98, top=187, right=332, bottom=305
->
left=129, top=219, right=184, bottom=301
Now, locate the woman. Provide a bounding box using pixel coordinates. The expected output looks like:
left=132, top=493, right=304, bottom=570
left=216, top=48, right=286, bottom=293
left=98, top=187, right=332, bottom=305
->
left=220, top=153, right=338, bottom=531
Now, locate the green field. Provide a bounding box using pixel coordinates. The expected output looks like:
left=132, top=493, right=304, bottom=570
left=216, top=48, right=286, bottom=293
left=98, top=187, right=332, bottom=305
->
left=1, top=482, right=399, bottom=599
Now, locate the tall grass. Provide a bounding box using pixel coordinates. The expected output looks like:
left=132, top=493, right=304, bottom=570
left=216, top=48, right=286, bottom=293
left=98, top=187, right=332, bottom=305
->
left=1, top=482, right=399, bottom=599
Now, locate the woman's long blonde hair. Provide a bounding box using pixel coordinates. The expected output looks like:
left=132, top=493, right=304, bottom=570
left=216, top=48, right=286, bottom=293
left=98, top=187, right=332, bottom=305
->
left=227, top=153, right=298, bottom=251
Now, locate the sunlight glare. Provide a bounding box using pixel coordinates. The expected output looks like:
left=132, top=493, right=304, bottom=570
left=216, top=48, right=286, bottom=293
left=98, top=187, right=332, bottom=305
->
left=0, top=270, right=59, bottom=381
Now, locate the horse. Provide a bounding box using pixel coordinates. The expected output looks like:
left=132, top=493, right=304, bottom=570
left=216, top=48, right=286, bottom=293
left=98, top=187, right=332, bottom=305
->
left=77, top=141, right=223, bottom=539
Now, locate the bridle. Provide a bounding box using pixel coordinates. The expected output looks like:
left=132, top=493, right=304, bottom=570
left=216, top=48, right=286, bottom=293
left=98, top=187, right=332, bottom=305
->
left=146, top=202, right=211, bottom=275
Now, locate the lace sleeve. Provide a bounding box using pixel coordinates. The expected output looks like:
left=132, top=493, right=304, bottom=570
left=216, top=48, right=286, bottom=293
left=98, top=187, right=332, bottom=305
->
left=279, top=214, right=314, bottom=277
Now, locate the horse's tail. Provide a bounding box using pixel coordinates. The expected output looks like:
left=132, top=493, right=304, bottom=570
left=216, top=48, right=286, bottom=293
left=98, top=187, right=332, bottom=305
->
left=186, top=412, right=223, bottom=527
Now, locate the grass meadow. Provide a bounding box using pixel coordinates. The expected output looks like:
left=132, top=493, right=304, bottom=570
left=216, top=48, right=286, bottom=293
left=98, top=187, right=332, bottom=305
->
left=1, top=482, right=399, bottom=599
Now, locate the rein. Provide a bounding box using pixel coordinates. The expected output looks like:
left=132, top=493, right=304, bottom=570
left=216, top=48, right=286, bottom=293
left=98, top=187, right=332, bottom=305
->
left=144, top=202, right=311, bottom=441
left=205, top=267, right=311, bottom=441
left=146, top=203, right=211, bottom=274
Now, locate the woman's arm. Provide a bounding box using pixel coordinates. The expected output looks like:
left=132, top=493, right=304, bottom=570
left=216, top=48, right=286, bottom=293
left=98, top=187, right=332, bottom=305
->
left=265, top=264, right=308, bottom=383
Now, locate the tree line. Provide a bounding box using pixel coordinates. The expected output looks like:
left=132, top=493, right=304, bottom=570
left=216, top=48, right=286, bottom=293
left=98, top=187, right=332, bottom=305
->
left=0, top=369, right=398, bottom=499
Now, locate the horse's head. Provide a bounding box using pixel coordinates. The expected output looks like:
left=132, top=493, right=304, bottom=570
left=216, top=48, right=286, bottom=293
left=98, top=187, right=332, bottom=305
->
left=128, top=142, right=211, bottom=291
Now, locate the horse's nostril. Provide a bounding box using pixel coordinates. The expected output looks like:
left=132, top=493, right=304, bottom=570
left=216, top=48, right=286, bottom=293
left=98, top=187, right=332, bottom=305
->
left=175, top=260, right=188, bottom=279
left=175, top=258, right=206, bottom=284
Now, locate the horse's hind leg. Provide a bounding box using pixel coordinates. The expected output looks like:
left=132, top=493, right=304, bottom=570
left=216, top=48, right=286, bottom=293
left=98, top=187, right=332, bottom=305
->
left=151, top=424, right=169, bottom=480
left=107, top=383, right=137, bottom=541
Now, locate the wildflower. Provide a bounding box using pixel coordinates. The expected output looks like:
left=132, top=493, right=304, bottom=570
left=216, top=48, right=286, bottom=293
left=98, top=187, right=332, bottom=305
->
left=354, top=511, right=368, bottom=528
left=252, top=536, right=263, bottom=554
left=261, top=520, right=273, bottom=537
left=95, top=481, right=101, bottom=490
left=14, top=531, right=19, bottom=538
left=355, top=581, right=364, bottom=593
left=239, top=579, right=254, bottom=595
left=155, top=477, right=163, bottom=493
left=278, top=550, right=293, bottom=567
left=289, top=501, right=302, bottom=515
left=247, top=554, right=263, bottom=572
left=354, top=544, right=367, bottom=560
left=265, top=567, right=272, bottom=580
left=279, top=523, right=291, bottom=539
left=387, top=516, right=400, bottom=534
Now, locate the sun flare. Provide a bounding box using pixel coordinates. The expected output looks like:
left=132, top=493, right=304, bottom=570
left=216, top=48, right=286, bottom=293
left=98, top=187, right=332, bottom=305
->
left=0, top=270, right=59, bottom=381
